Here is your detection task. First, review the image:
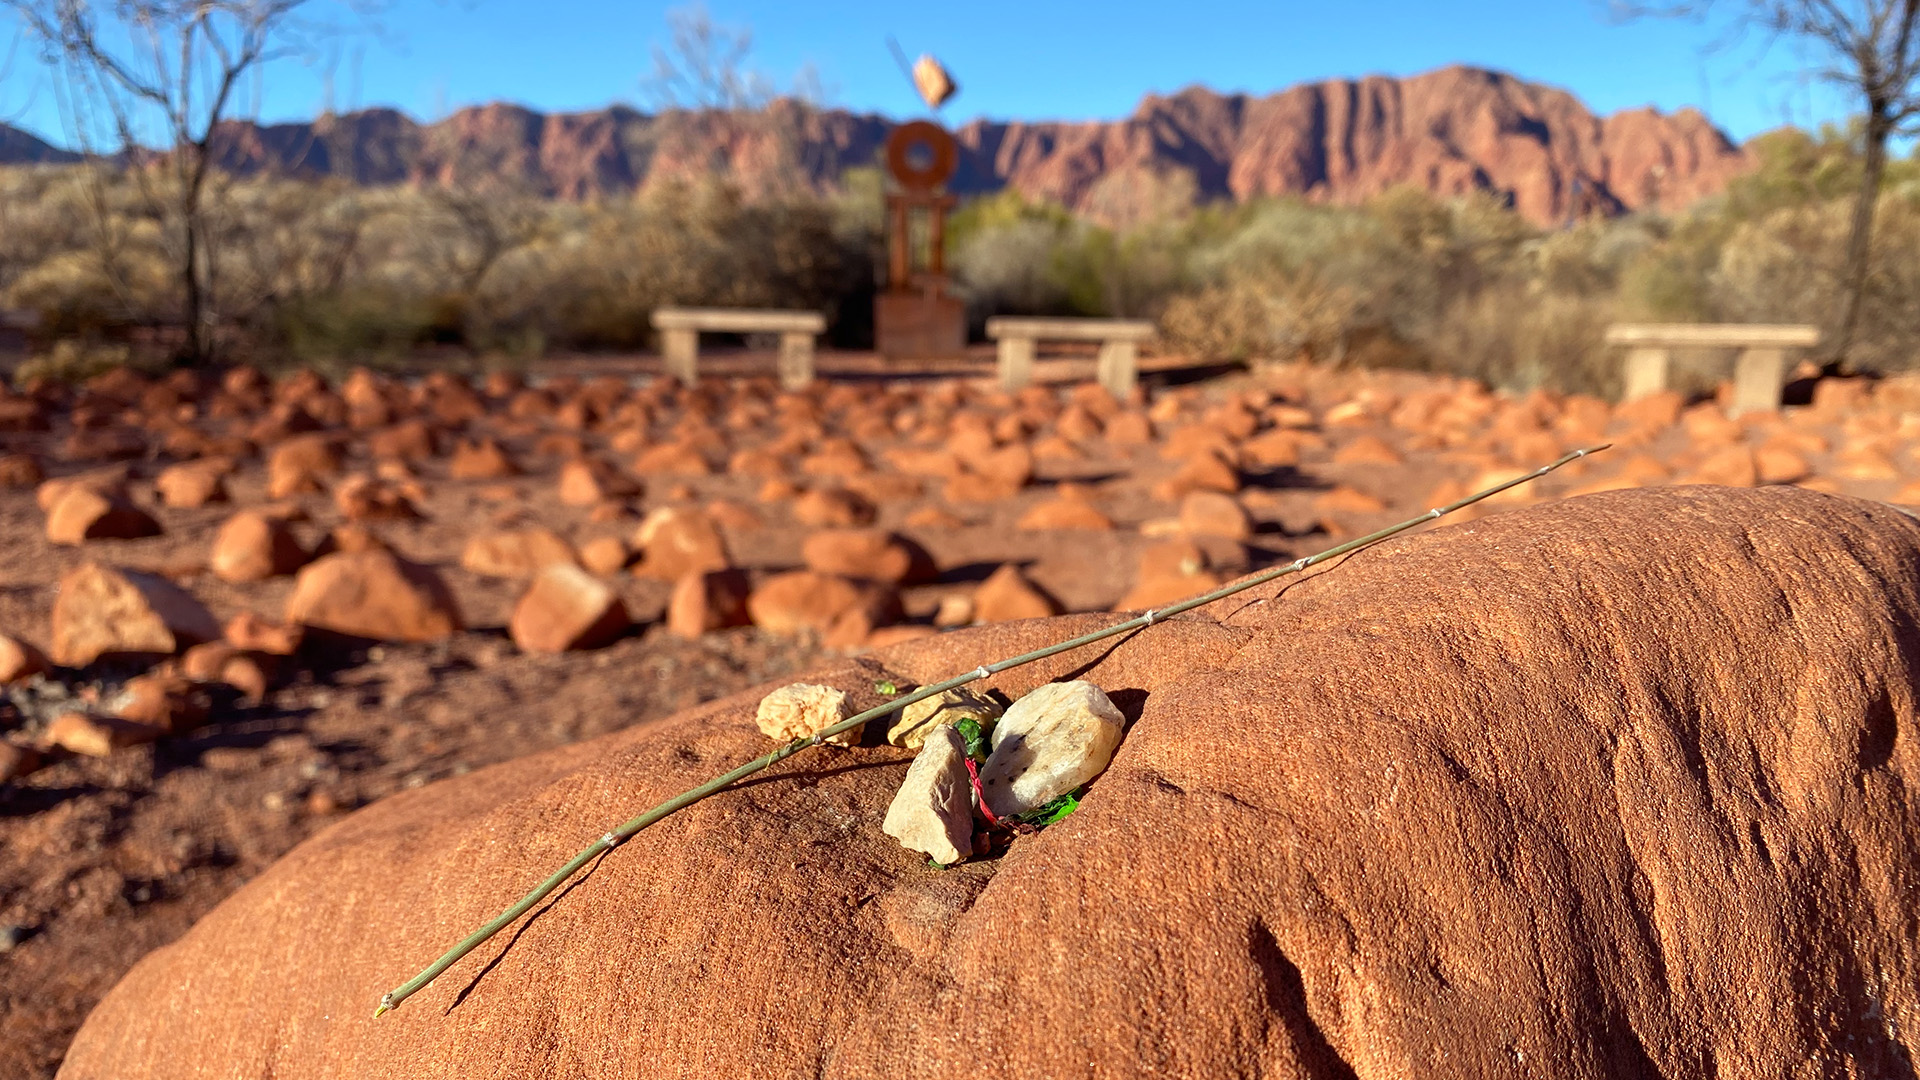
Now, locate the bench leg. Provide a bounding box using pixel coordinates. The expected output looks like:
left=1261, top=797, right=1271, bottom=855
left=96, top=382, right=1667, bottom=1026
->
left=1731, top=347, right=1786, bottom=417
left=778, top=331, right=815, bottom=391
left=998, top=336, right=1035, bottom=390
left=1622, top=347, right=1670, bottom=401
left=662, top=328, right=698, bottom=386
left=1096, top=339, right=1138, bottom=399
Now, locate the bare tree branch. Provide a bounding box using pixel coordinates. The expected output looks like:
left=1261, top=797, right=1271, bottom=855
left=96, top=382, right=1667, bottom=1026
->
left=3, top=0, right=375, bottom=362
left=1623, top=0, right=1920, bottom=365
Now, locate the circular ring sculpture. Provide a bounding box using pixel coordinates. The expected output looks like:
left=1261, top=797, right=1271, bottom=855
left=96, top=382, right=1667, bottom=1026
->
left=885, top=120, right=958, bottom=193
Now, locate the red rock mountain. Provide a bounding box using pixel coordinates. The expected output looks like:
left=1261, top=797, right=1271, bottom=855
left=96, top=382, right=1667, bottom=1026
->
left=3, top=66, right=1752, bottom=226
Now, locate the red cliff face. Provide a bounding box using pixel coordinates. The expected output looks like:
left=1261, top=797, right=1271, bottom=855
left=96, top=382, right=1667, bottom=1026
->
left=19, top=65, right=1752, bottom=225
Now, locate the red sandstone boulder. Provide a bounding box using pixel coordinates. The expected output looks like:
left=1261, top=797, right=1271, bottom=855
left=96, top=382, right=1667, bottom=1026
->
left=50, top=562, right=221, bottom=666
left=449, top=437, right=520, bottom=480
left=44, top=486, right=162, bottom=545
left=666, top=569, right=753, bottom=638
left=1178, top=490, right=1253, bottom=541
left=210, top=511, right=308, bottom=583
left=0, top=634, right=50, bottom=683
left=67, top=488, right=1920, bottom=1080
left=153, top=459, right=232, bottom=508
left=792, top=487, right=876, bottom=528
left=459, top=528, right=578, bottom=579
left=509, top=564, right=632, bottom=653
left=971, top=563, right=1062, bottom=623
left=799, top=529, right=936, bottom=585
left=285, top=551, right=463, bottom=643
left=630, top=507, right=731, bottom=581
left=747, top=571, right=901, bottom=636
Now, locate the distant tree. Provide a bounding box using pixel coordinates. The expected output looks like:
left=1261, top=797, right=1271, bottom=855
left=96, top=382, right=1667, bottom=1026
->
left=3, top=0, right=367, bottom=362
left=1625, top=0, right=1920, bottom=367
left=639, top=3, right=827, bottom=196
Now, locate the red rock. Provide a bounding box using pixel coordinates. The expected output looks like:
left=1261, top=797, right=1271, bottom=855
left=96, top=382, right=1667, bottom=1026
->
left=1116, top=539, right=1223, bottom=609
left=863, top=625, right=939, bottom=649
left=884, top=446, right=967, bottom=479
left=631, top=507, right=731, bottom=581
left=801, top=529, right=937, bottom=585
left=725, top=448, right=789, bottom=478
left=311, top=523, right=390, bottom=559
left=0, top=741, right=42, bottom=783
left=181, top=641, right=239, bottom=682
left=46, top=712, right=161, bottom=757
left=267, top=433, right=342, bottom=499
left=0, top=634, right=49, bottom=683
left=224, top=612, right=304, bottom=656
left=114, top=675, right=208, bottom=734
left=50, top=562, right=221, bottom=666
left=509, top=564, right=631, bottom=653
left=1179, top=491, right=1254, bottom=540
left=154, top=459, right=232, bottom=508
left=211, top=511, right=309, bottom=583
left=1686, top=447, right=1759, bottom=488
left=1316, top=486, right=1388, bottom=514
left=972, top=563, right=1061, bottom=623
left=1613, top=390, right=1685, bottom=430
left=943, top=473, right=1022, bottom=503
left=45, top=486, right=162, bottom=545
left=1331, top=434, right=1404, bottom=466
left=558, top=458, right=641, bottom=506
left=1151, top=453, right=1241, bottom=501
left=746, top=571, right=901, bottom=636
left=704, top=500, right=763, bottom=531
left=633, top=441, right=714, bottom=476
left=449, top=438, right=520, bottom=480
left=1016, top=496, right=1116, bottom=532
left=971, top=444, right=1035, bottom=488
left=333, top=474, right=422, bottom=521
left=0, top=452, right=44, bottom=488
left=577, top=536, right=630, bottom=576
left=902, top=505, right=967, bottom=533
left=285, top=551, right=463, bottom=642
left=367, top=419, right=439, bottom=461
left=792, top=488, right=876, bottom=527
left=666, top=569, right=753, bottom=638
left=460, top=527, right=578, bottom=578
left=1103, top=412, right=1154, bottom=445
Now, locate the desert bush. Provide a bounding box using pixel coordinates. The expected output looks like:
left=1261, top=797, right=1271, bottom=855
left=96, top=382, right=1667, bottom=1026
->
left=5, top=121, right=1920, bottom=393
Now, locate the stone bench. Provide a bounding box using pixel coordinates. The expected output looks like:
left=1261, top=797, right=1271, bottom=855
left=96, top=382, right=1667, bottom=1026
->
left=985, top=316, right=1156, bottom=397
left=1604, top=323, right=1821, bottom=417
left=650, top=308, right=828, bottom=391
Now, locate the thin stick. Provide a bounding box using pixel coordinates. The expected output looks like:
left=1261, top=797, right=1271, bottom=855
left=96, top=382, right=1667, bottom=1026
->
left=375, top=444, right=1608, bottom=1016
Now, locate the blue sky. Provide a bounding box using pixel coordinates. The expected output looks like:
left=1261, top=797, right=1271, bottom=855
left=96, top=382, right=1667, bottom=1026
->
left=0, top=0, right=1859, bottom=148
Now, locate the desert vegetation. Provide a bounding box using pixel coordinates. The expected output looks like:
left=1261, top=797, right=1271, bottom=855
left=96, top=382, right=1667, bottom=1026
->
left=3, top=124, right=1918, bottom=394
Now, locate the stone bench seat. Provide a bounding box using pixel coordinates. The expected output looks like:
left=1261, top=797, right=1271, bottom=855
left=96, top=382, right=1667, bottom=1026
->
left=650, top=307, right=828, bottom=390
left=1604, top=323, right=1820, bottom=416
left=985, top=316, right=1156, bottom=397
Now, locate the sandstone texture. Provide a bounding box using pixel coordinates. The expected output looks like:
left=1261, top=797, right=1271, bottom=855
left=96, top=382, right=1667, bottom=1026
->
left=57, top=487, right=1920, bottom=1079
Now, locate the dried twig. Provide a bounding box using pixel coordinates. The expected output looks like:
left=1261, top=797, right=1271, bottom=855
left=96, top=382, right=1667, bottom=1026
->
left=374, top=444, right=1609, bottom=1016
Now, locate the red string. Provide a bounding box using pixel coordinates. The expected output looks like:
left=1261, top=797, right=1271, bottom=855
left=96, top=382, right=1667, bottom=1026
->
left=963, top=757, right=1006, bottom=830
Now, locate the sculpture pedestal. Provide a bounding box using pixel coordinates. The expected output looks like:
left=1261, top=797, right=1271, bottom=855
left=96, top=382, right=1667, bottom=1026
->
left=875, top=292, right=965, bottom=360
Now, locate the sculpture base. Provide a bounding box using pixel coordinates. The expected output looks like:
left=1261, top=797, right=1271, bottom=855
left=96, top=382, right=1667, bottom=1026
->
left=875, top=293, right=965, bottom=360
